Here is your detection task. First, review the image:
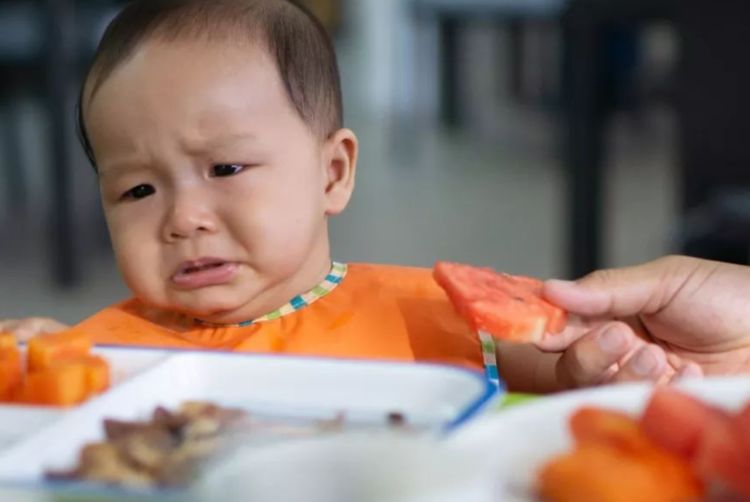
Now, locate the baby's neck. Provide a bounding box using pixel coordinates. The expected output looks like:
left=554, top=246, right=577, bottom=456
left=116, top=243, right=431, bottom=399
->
left=197, top=257, right=334, bottom=326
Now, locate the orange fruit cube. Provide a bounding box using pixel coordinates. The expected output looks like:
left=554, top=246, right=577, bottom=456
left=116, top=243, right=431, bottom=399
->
left=53, top=354, right=110, bottom=395
left=27, top=331, right=92, bottom=372
left=570, top=407, right=652, bottom=454
left=17, top=363, right=89, bottom=407
left=0, top=347, right=22, bottom=401
left=0, top=332, right=17, bottom=350
left=538, top=443, right=702, bottom=502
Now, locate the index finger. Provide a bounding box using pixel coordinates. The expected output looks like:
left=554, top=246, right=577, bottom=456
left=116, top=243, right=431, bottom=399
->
left=534, top=315, right=596, bottom=352
left=543, top=271, right=662, bottom=319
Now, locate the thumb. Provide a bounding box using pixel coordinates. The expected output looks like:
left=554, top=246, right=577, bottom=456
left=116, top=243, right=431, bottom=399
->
left=543, top=259, right=675, bottom=318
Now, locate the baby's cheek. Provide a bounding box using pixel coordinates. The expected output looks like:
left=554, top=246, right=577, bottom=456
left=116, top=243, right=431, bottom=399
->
left=251, top=221, right=315, bottom=272
left=113, top=241, right=163, bottom=297
left=117, top=252, right=147, bottom=287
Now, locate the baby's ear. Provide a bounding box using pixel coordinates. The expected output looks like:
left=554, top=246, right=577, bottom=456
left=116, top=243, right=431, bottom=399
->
left=323, top=128, right=358, bottom=215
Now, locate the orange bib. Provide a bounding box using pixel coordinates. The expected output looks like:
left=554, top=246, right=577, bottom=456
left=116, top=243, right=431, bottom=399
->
left=71, top=263, right=486, bottom=372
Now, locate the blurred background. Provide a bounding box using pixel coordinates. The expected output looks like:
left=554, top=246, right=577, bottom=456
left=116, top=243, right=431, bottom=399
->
left=1, top=0, right=749, bottom=324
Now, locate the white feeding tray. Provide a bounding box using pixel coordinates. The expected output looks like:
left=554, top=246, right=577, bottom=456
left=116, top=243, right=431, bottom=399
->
left=0, top=351, right=498, bottom=488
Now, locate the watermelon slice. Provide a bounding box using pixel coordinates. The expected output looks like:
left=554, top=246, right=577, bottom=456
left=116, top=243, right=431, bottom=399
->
left=433, top=261, right=567, bottom=342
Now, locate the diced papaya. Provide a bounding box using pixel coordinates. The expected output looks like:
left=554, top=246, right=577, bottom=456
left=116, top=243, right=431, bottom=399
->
left=81, top=355, right=110, bottom=395
left=565, top=406, right=704, bottom=498
left=17, top=363, right=89, bottom=407
left=27, top=331, right=92, bottom=372
left=53, top=354, right=110, bottom=395
left=538, top=443, right=702, bottom=502
left=569, top=407, right=653, bottom=455
left=0, top=347, right=22, bottom=401
left=0, top=332, right=17, bottom=350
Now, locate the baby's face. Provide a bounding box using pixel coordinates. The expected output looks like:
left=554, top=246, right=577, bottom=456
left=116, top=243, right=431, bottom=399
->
left=86, top=39, right=342, bottom=323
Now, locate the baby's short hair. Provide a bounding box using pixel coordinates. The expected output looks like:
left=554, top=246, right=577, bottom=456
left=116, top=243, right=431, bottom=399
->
left=78, top=0, right=343, bottom=167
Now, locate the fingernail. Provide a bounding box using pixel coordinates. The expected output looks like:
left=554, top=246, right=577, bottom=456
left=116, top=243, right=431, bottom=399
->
left=597, top=326, right=626, bottom=353
left=632, top=347, right=657, bottom=376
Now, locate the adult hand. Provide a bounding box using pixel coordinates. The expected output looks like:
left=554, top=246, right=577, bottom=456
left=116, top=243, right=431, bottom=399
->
left=538, top=256, right=750, bottom=387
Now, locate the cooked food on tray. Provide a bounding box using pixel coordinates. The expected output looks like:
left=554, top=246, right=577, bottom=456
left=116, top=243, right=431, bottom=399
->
left=45, top=401, right=411, bottom=489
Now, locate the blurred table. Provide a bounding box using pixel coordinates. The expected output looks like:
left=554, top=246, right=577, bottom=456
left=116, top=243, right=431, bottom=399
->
left=413, top=0, right=679, bottom=278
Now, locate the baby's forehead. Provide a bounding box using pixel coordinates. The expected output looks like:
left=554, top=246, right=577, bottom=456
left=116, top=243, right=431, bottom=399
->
left=85, top=40, right=321, bottom=170
left=90, top=35, right=273, bottom=97
left=78, top=1, right=341, bottom=169
left=91, top=39, right=284, bottom=112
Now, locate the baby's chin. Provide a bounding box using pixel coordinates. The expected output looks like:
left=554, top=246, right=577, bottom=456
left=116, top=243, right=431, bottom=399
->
left=143, top=290, right=253, bottom=324
left=136, top=278, right=284, bottom=323
left=173, top=300, right=251, bottom=324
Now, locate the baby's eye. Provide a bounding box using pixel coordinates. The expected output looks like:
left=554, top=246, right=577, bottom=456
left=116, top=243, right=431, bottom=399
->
left=211, top=164, right=244, bottom=177
left=122, top=184, right=155, bottom=200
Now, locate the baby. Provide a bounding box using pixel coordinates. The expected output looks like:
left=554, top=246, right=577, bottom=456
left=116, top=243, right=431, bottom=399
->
left=1, top=0, right=698, bottom=392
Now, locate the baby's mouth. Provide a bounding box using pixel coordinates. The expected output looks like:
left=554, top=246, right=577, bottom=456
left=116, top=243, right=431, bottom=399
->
left=180, top=261, right=225, bottom=274
left=172, top=258, right=239, bottom=289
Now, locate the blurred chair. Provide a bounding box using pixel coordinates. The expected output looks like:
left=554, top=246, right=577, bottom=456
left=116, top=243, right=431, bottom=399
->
left=412, top=0, right=678, bottom=278
left=674, top=0, right=750, bottom=265
left=561, top=0, right=676, bottom=278
left=0, top=0, right=119, bottom=287
left=678, top=189, right=750, bottom=265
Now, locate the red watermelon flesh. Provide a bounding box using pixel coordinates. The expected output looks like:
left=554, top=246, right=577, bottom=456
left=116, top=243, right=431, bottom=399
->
left=640, top=388, right=729, bottom=462
left=735, top=403, right=750, bottom=452
left=694, top=414, right=750, bottom=498
left=433, top=261, right=567, bottom=342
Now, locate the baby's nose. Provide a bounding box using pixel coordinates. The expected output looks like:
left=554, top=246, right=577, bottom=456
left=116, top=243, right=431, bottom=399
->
left=162, top=198, right=217, bottom=241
